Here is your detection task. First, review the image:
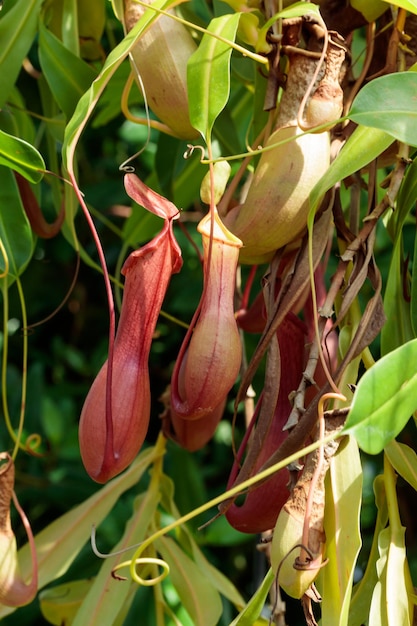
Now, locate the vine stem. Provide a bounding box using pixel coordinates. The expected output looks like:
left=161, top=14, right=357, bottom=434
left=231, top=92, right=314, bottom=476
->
left=112, top=430, right=342, bottom=584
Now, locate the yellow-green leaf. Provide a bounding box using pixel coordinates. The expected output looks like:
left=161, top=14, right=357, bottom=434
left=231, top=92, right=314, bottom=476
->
left=343, top=339, right=417, bottom=454
left=319, top=437, right=362, bottom=626
left=385, top=440, right=417, bottom=491
left=156, top=536, right=223, bottom=626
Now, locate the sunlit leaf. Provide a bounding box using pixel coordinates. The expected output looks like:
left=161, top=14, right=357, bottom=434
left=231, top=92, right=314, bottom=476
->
left=0, top=0, right=43, bottom=108
left=369, top=525, right=410, bottom=626
left=350, top=0, right=388, bottom=20
left=309, top=125, right=393, bottom=216
left=0, top=130, right=45, bottom=182
left=349, top=476, right=389, bottom=626
left=38, top=22, right=97, bottom=119
left=229, top=568, right=274, bottom=626
left=0, top=166, right=34, bottom=281
left=387, top=0, right=417, bottom=12
left=187, top=13, right=240, bottom=141
left=343, top=339, right=417, bottom=453
left=349, top=73, right=417, bottom=146
left=319, top=437, right=362, bottom=626
left=385, top=440, right=417, bottom=491
left=156, top=536, right=223, bottom=626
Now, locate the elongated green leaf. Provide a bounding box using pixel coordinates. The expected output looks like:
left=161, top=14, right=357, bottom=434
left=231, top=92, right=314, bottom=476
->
left=0, top=130, right=45, bottom=182
left=309, top=125, right=393, bottom=216
left=349, top=73, right=417, bottom=146
left=0, top=0, right=43, bottom=108
left=385, top=440, right=417, bottom=491
left=38, top=22, right=97, bottom=119
left=156, top=536, right=223, bottom=626
left=157, top=474, right=244, bottom=608
left=63, top=0, right=176, bottom=174
left=0, top=446, right=160, bottom=620
left=0, top=166, right=34, bottom=281
left=229, top=568, right=274, bottom=626
left=369, top=525, right=410, bottom=626
left=319, top=437, right=362, bottom=626
left=349, top=476, right=389, bottom=626
left=187, top=13, right=240, bottom=141
left=72, top=488, right=161, bottom=626
left=343, top=339, right=417, bottom=453
left=381, top=238, right=414, bottom=355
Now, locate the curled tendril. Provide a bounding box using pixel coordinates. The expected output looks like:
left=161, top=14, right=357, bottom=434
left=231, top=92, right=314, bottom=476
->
left=183, top=144, right=206, bottom=161
left=111, top=556, right=170, bottom=587
left=23, top=433, right=44, bottom=457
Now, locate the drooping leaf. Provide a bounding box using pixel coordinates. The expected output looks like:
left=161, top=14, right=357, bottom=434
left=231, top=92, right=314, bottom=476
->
left=0, top=130, right=45, bottom=183
left=157, top=474, right=244, bottom=608
left=319, top=437, right=362, bottom=626
left=0, top=446, right=159, bottom=620
left=385, top=440, right=417, bottom=491
left=71, top=488, right=161, bottom=626
left=349, top=73, right=417, bottom=146
left=381, top=239, right=414, bottom=355
left=156, top=535, right=223, bottom=626
left=0, top=0, right=43, bottom=108
left=0, top=166, right=34, bottom=282
left=349, top=476, right=389, bottom=626
left=38, top=21, right=97, bottom=119
left=187, top=13, right=241, bottom=141
left=229, top=568, right=274, bottom=626
left=343, top=339, right=417, bottom=454
left=369, top=525, right=410, bottom=626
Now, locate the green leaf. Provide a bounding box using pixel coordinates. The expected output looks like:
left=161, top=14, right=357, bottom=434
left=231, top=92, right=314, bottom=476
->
left=0, top=130, right=45, bottom=183
left=381, top=238, right=414, bottom=355
left=387, top=0, right=417, bottom=12
left=343, top=339, right=417, bottom=454
left=63, top=0, right=176, bottom=175
left=309, top=125, right=393, bottom=216
left=385, top=440, right=417, bottom=491
left=0, top=166, right=34, bottom=281
left=349, top=73, right=417, bottom=146
left=350, top=0, right=388, bottom=21
left=319, top=437, right=362, bottom=626
left=369, top=525, right=410, bottom=626
left=349, top=476, right=389, bottom=626
left=187, top=13, right=240, bottom=141
left=0, top=0, right=43, bottom=108
left=38, top=21, right=97, bottom=119
left=229, top=568, right=274, bottom=626
left=156, top=536, right=223, bottom=626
